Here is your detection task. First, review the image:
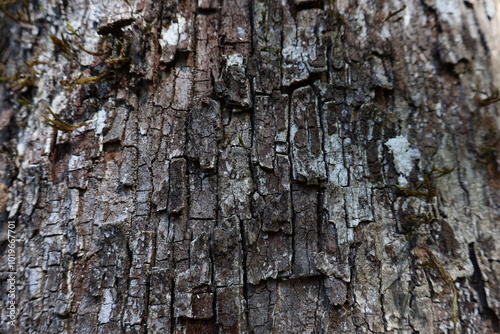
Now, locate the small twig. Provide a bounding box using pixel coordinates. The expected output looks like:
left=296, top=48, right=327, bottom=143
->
left=60, top=69, right=114, bottom=88
left=396, top=176, right=436, bottom=201
left=40, top=105, right=86, bottom=133
left=0, top=0, right=32, bottom=24
left=49, top=34, right=74, bottom=57
left=406, top=212, right=435, bottom=225
left=66, top=21, right=81, bottom=37
left=77, top=43, right=105, bottom=56
left=384, top=5, right=406, bottom=22
left=475, top=87, right=500, bottom=106
left=431, top=165, right=456, bottom=178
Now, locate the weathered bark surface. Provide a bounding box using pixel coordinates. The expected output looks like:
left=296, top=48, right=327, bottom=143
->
left=1, top=0, right=499, bottom=333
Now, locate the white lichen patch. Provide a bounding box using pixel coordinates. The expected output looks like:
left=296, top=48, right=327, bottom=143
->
left=237, top=27, right=247, bottom=36
left=98, top=289, right=114, bottom=323
left=158, top=14, right=190, bottom=63
left=435, top=0, right=462, bottom=25
left=68, top=155, right=86, bottom=171
left=94, top=108, right=107, bottom=135
left=385, top=135, right=420, bottom=185
left=160, top=21, right=180, bottom=47
left=224, top=53, right=244, bottom=67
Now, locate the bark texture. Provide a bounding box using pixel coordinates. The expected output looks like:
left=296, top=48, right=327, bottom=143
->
left=1, top=0, right=500, bottom=333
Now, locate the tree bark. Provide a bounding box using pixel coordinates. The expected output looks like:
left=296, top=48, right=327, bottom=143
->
left=1, top=0, right=499, bottom=333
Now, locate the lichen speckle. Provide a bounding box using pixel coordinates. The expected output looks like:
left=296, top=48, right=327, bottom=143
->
left=385, top=135, right=420, bottom=185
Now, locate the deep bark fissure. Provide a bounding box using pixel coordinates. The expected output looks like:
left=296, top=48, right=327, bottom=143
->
left=469, top=243, right=500, bottom=328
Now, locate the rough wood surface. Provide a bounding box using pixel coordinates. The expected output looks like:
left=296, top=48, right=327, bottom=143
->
left=0, top=0, right=499, bottom=333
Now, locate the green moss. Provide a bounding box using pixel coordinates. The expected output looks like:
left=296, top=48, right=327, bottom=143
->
left=258, top=9, right=267, bottom=27
left=0, top=0, right=32, bottom=24
left=384, top=5, right=406, bottom=22
left=40, top=105, right=87, bottom=133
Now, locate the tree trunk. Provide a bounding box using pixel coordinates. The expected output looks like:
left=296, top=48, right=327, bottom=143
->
left=1, top=0, right=499, bottom=333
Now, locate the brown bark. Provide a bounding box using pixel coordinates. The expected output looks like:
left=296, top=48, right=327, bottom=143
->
left=0, top=0, right=499, bottom=333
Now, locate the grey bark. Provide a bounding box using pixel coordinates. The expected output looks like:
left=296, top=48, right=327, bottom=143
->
left=0, top=0, right=499, bottom=333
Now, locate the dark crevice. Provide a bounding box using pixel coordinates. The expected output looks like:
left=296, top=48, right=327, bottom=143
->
left=285, top=0, right=324, bottom=20
left=285, top=0, right=299, bottom=19
left=246, top=0, right=257, bottom=316
left=450, top=133, right=472, bottom=207
left=49, top=142, right=71, bottom=184
left=373, top=86, right=393, bottom=109
left=239, top=216, right=250, bottom=330
left=436, top=61, right=461, bottom=79
left=281, top=72, right=326, bottom=95
left=316, top=188, right=326, bottom=256
left=123, top=235, right=135, bottom=332
left=102, top=141, right=121, bottom=153
left=50, top=142, right=72, bottom=162
left=174, top=51, right=193, bottom=68
left=170, top=277, right=176, bottom=332
left=211, top=53, right=221, bottom=333
left=220, top=41, right=252, bottom=47
left=288, top=103, right=296, bottom=275
left=419, top=0, right=442, bottom=33
left=468, top=243, right=500, bottom=332
left=252, top=92, right=272, bottom=101
left=196, top=7, right=219, bottom=15
left=97, top=18, right=135, bottom=36
left=296, top=1, right=324, bottom=12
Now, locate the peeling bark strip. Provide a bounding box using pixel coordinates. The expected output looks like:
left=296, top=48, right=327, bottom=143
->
left=1, top=0, right=500, bottom=333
